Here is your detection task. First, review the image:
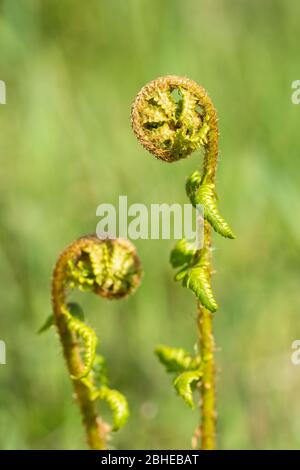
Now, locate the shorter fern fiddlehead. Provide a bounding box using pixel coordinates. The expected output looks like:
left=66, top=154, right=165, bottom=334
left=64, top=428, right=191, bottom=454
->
left=45, top=235, right=142, bottom=449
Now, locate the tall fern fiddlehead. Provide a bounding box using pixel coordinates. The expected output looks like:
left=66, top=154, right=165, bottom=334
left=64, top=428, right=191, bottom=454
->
left=45, top=235, right=142, bottom=449
left=132, top=75, right=235, bottom=450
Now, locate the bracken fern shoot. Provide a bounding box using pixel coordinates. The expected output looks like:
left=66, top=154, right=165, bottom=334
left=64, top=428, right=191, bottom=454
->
left=42, top=235, right=142, bottom=449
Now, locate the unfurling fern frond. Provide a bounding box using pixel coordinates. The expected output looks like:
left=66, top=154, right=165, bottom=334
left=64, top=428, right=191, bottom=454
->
left=81, top=355, right=129, bottom=432
left=183, top=264, right=218, bottom=313
left=170, top=238, right=197, bottom=268
left=171, top=245, right=218, bottom=313
left=155, top=345, right=200, bottom=373
left=94, top=386, right=129, bottom=432
left=90, top=354, right=109, bottom=388
left=186, top=171, right=235, bottom=239
left=155, top=344, right=202, bottom=409
left=63, top=306, right=98, bottom=380
left=173, top=369, right=203, bottom=409
left=132, top=76, right=236, bottom=450
left=38, top=303, right=84, bottom=335
left=131, top=76, right=212, bottom=162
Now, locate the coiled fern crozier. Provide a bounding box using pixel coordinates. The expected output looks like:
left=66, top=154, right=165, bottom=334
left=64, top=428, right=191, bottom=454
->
left=41, top=235, right=142, bottom=449
left=132, top=76, right=235, bottom=450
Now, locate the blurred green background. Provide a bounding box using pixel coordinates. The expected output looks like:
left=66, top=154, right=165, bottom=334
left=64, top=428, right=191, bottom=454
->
left=0, top=0, right=300, bottom=450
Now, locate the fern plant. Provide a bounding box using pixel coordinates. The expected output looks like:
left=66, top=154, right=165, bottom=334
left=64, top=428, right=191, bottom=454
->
left=41, top=235, right=142, bottom=449
left=132, top=75, right=235, bottom=450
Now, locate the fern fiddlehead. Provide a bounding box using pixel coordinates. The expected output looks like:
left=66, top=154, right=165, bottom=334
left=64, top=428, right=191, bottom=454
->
left=132, top=76, right=235, bottom=450
left=47, top=235, right=142, bottom=449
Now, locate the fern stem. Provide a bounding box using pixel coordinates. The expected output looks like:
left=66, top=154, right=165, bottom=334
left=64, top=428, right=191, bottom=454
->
left=52, top=249, right=108, bottom=450
left=197, top=94, right=218, bottom=449
left=195, top=220, right=216, bottom=450
left=197, top=303, right=216, bottom=450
